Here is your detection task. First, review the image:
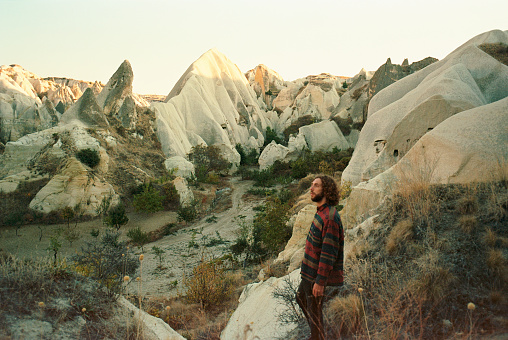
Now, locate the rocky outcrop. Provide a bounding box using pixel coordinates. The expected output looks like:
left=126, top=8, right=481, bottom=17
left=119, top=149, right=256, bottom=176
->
left=172, top=176, right=194, bottom=207
left=221, top=269, right=302, bottom=340
left=341, top=29, right=508, bottom=229
left=164, top=156, right=195, bottom=178
left=153, top=49, right=273, bottom=162
left=29, top=157, right=118, bottom=216
left=299, top=120, right=350, bottom=152
left=0, top=66, right=59, bottom=143
left=343, top=29, right=508, bottom=187
left=60, top=88, right=108, bottom=128
left=367, top=56, right=438, bottom=98
left=245, top=64, right=286, bottom=109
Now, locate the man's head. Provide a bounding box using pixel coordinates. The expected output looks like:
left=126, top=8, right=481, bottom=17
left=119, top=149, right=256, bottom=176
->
left=310, top=175, right=339, bottom=206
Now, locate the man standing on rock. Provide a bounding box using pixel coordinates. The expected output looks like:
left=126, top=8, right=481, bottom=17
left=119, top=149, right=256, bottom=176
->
left=296, top=175, right=344, bottom=340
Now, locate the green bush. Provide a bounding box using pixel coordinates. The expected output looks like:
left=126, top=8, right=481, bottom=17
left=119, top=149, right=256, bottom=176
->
left=72, top=230, right=139, bottom=294
left=188, top=144, right=231, bottom=183
left=235, top=144, right=258, bottom=165
left=76, top=148, right=100, bottom=168
left=264, top=126, right=285, bottom=147
left=133, top=183, right=164, bottom=213
left=178, top=204, right=198, bottom=223
left=103, top=204, right=129, bottom=230
left=126, top=227, right=150, bottom=251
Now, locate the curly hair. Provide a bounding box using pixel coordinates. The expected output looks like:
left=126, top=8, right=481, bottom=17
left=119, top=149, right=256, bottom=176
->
left=315, top=175, right=340, bottom=206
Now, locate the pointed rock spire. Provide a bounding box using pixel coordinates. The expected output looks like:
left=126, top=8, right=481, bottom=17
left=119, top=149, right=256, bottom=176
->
left=97, top=60, right=134, bottom=115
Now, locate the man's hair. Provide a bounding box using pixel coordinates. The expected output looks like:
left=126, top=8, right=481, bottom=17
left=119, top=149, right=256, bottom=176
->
left=316, top=175, right=340, bottom=206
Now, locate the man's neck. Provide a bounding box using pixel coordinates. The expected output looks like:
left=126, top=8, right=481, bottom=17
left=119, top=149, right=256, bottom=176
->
left=315, top=199, right=327, bottom=208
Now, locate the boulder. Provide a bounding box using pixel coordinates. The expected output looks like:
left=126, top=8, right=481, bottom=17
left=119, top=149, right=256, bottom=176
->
left=164, top=156, right=195, bottom=178
left=299, top=120, right=350, bottom=152
left=221, top=269, right=301, bottom=340
left=29, top=158, right=119, bottom=216
left=258, top=141, right=289, bottom=170
left=172, top=176, right=194, bottom=207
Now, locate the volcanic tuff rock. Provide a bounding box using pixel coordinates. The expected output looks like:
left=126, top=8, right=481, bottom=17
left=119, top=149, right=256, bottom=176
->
left=341, top=29, right=508, bottom=227
left=60, top=88, right=108, bottom=128
left=245, top=64, right=287, bottom=109
left=153, top=48, right=275, bottom=161
left=221, top=269, right=302, bottom=340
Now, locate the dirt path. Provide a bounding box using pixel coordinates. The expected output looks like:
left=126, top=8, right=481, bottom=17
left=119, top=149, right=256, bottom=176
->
left=125, top=177, right=261, bottom=297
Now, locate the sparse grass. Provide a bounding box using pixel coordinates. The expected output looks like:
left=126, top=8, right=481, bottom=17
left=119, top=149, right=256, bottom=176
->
left=335, top=179, right=508, bottom=339
left=0, top=256, right=142, bottom=339
left=459, top=215, right=477, bottom=234
left=385, top=219, right=413, bottom=254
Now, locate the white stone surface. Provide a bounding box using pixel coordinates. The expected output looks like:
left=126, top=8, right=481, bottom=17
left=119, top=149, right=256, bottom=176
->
left=221, top=269, right=302, bottom=340
left=299, top=120, right=350, bottom=152
left=164, top=156, right=195, bottom=178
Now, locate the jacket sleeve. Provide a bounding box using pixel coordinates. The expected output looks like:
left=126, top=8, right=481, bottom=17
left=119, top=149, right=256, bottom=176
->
left=315, top=217, right=342, bottom=286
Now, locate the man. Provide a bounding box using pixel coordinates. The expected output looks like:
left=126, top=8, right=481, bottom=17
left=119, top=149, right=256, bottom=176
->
left=296, top=175, right=344, bottom=340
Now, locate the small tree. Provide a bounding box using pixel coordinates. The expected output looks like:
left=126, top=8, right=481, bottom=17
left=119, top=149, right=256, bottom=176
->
left=47, top=230, right=62, bottom=265
left=103, top=204, right=129, bottom=230
left=133, top=183, right=163, bottom=213
left=152, top=246, right=165, bottom=269
left=126, top=227, right=150, bottom=252
left=61, top=207, right=75, bottom=228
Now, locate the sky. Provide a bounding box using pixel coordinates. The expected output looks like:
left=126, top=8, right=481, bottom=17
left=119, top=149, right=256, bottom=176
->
left=1, top=0, right=507, bottom=95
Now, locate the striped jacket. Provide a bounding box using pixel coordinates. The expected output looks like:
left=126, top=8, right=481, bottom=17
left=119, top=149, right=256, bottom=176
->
left=301, top=203, right=344, bottom=286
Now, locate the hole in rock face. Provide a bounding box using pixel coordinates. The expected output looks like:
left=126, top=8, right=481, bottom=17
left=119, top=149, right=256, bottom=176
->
left=393, top=149, right=399, bottom=157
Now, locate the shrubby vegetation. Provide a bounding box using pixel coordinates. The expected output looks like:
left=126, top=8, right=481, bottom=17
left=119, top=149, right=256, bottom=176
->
left=239, top=147, right=353, bottom=187
left=72, top=230, right=139, bottom=295
left=187, top=144, right=231, bottom=183
left=76, top=148, right=100, bottom=168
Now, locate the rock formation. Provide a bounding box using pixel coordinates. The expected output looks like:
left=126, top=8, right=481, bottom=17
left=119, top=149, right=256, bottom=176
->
left=341, top=29, right=508, bottom=228
left=153, top=48, right=275, bottom=162
left=221, top=269, right=302, bottom=340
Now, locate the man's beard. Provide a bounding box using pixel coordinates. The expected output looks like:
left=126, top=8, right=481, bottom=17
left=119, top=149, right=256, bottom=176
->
left=311, top=193, right=324, bottom=202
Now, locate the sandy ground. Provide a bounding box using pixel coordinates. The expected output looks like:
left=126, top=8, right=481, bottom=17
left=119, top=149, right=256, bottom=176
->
left=0, top=176, right=262, bottom=298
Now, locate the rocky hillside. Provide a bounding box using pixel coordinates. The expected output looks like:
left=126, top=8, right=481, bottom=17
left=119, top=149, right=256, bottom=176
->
left=0, top=61, right=168, bottom=221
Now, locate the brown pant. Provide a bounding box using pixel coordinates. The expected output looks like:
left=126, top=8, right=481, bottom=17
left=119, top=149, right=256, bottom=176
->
left=296, top=279, right=325, bottom=340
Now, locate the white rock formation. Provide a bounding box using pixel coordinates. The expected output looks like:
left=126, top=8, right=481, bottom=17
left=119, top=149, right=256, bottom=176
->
left=172, top=176, right=194, bottom=207
left=153, top=49, right=271, bottom=162
left=299, top=120, right=350, bottom=152
left=164, top=156, right=195, bottom=178
left=245, top=64, right=287, bottom=109
left=343, top=29, right=508, bottom=186
left=117, top=297, right=185, bottom=340
left=221, top=269, right=302, bottom=340
left=276, top=204, right=316, bottom=272
left=29, top=157, right=118, bottom=216
left=258, top=140, right=289, bottom=170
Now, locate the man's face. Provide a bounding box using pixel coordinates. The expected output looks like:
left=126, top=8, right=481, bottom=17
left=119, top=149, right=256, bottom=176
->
left=310, top=178, right=325, bottom=203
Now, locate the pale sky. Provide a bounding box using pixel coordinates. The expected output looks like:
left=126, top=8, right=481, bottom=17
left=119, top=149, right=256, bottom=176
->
left=1, top=0, right=507, bottom=95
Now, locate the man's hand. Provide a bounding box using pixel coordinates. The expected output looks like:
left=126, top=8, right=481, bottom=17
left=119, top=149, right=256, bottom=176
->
left=312, top=283, right=325, bottom=297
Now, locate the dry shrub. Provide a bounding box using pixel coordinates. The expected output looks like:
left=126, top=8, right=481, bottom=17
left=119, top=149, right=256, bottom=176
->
left=326, top=294, right=363, bottom=336
left=395, top=159, right=439, bottom=227
left=411, top=251, right=456, bottom=303
left=184, top=257, right=237, bottom=310
left=459, top=215, right=477, bottom=234
left=386, top=219, right=413, bottom=254
left=483, top=227, right=498, bottom=247
left=457, top=195, right=479, bottom=214
left=486, top=248, right=506, bottom=276
left=263, top=260, right=288, bottom=278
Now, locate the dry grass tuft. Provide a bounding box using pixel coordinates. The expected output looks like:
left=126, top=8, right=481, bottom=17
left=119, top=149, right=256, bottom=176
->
left=486, top=248, right=506, bottom=275
left=457, top=195, right=479, bottom=214
left=459, top=215, right=477, bottom=234
left=483, top=227, right=498, bottom=247
left=326, top=294, right=363, bottom=337
left=386, top=219, right=413, bottom=254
